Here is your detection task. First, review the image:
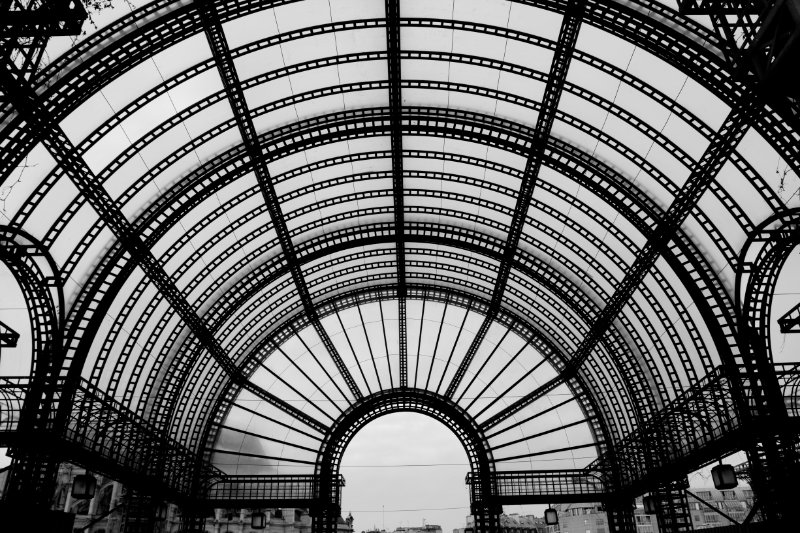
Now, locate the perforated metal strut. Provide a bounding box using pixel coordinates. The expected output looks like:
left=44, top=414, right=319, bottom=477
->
left=481, top=92, right=760, bottom=431
left=198, top=0, right=362, bottom=402
left=0, top=63, right=328, bottom=435
left=444, top=0, right=585, bottom=399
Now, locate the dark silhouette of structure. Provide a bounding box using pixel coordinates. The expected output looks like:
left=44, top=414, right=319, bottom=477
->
left=1, top=0, right=799, bottom=532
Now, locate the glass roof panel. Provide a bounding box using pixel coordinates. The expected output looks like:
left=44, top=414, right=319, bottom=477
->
left=5, top=0, right=799, bottom=493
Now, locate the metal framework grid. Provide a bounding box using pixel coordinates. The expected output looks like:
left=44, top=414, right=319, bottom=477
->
left=1, top=0, right=799, bottom=532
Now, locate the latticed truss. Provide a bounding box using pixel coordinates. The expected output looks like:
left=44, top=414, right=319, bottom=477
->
left=1, top=0, right=800, bottom=531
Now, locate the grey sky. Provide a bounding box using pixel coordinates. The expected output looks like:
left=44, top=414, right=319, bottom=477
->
left=339, top=412, right=473, bottom=533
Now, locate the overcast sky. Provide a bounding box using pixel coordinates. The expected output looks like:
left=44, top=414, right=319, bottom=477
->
left=339, top=412, right=547, bottom=533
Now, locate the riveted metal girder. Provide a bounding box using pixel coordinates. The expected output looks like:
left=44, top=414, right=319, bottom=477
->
left=385, top=0, right=406, bottom=388
left=197, top=0, right=363, bottom=402
left=482, top=93, right=760, bottom=431
left=0, top=64, right=327, bottom=435
left=443, top=0, right=584, bottom=399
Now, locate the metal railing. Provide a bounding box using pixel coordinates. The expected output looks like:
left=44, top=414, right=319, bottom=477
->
left=206, top=475, right=345, bottom=506
left=0, top=376, right=222, bottom=501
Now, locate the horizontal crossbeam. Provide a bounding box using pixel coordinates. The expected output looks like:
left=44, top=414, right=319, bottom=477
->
left=205, top=474, right=344, bottom=507
left=466, top=470, right=607, bottom=505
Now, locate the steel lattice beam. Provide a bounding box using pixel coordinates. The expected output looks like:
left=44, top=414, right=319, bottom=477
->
left=467, top=470, right=607, bottom=505
left=205, top=474, right=344, bottom=507
left=385, top=0, right=406, bottom=388
left=444, top=0, right=584, bottom=399
left=197, top=0, right=363, bottom=401
left=0, top=64, right=327, bottom=435
left=482, top=94, right=760, bottom=431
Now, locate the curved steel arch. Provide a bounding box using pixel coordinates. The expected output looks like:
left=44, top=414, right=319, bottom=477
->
left=2, top=0, right=800, bottom=530
left=0, top=227, right=65, bottom=507
left=59, top=103, right=736, bottom=390
left=200, top=282, right=611, bottom=464
left=312, top=388, right=499, bottom=533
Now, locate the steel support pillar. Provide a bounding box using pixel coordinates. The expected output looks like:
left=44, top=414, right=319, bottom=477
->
left=312, top=503, right=341, bottom=533
left=471, top=502, right=501, bottom=533
left=121, top=490, right=158, bottom=533
left=604, top=499, right=636, bottom=533
left=746, top=436, right=799, bottom=525
left=178, top=506, right=208, bottom=533
left=652, top=478, right=692, bottom=533
left=739, top=329, right=800, bottom=523
left=0, top=453, right=73, bottom=531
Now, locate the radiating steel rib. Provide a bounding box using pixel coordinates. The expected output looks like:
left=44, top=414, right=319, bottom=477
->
left=385, top=0, right=408, bottom=387
left=198, top=0, right=362, bottom=400
left=481, top=94, right=759, bottom=431
left=444, top=0, right=585, bottom=399
left=0, top=65, right=327, bottom=436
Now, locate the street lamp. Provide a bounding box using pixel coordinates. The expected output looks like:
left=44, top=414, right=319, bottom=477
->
left=544, top=508, right=558, bottom=525
left=71, top=473, right=97, bottom=499
left=711, top=462, right=738, bottom=490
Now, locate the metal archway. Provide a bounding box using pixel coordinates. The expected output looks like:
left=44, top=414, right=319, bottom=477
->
left=314, top=388, right=497, bottom=533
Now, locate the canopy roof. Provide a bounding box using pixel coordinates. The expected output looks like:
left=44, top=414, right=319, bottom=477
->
left=1, top=0, right=799, bottom=480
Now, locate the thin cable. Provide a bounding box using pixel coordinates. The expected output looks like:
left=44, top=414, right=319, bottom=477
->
left=348, top=506, right=469, bottom=513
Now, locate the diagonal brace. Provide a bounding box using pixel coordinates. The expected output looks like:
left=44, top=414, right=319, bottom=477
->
left=0, top=64, right=327, bottom=435
left=198, top=0, right=363, bottom=400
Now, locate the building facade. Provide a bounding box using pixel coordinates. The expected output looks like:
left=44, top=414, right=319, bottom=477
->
left=685, top=487, right=756, bottom=529
left=455, top=513, right=547, bottom=533
left=543, top=503, right=658, bottom=533
left=45, top=465, right=355, bottom=533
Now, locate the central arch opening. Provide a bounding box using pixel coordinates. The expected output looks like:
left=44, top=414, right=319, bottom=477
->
left=339, top=412, right=471, bottom=533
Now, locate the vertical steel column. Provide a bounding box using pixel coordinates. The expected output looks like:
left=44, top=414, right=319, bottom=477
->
left=313, top=470, right=343, bottom=533
left=470, top=503, right=501, bottom=533
left=604, top=499, right=636, bottom=533
left=120, top=490, right=158, bottom=533
left=745, top=431, right=799, bottom=524
left=178, top=505, right=207, bottom=533
left=312, top=504, right=341, bottom=533
left=653, top=478, right=692, bottom=533
left=736, top=212, right=800, bottom=524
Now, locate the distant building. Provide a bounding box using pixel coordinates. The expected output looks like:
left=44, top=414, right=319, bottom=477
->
left=42, top=464, right=355, bottom=533
left=543, top=503, right=608, bottom=533
left=686, top=487, right=756, bottom=529
left=394, top=524, right=443, bottom=533
left=454, top=512, right=546, bottom=533
left=542, top=502, right=658, bottom=533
